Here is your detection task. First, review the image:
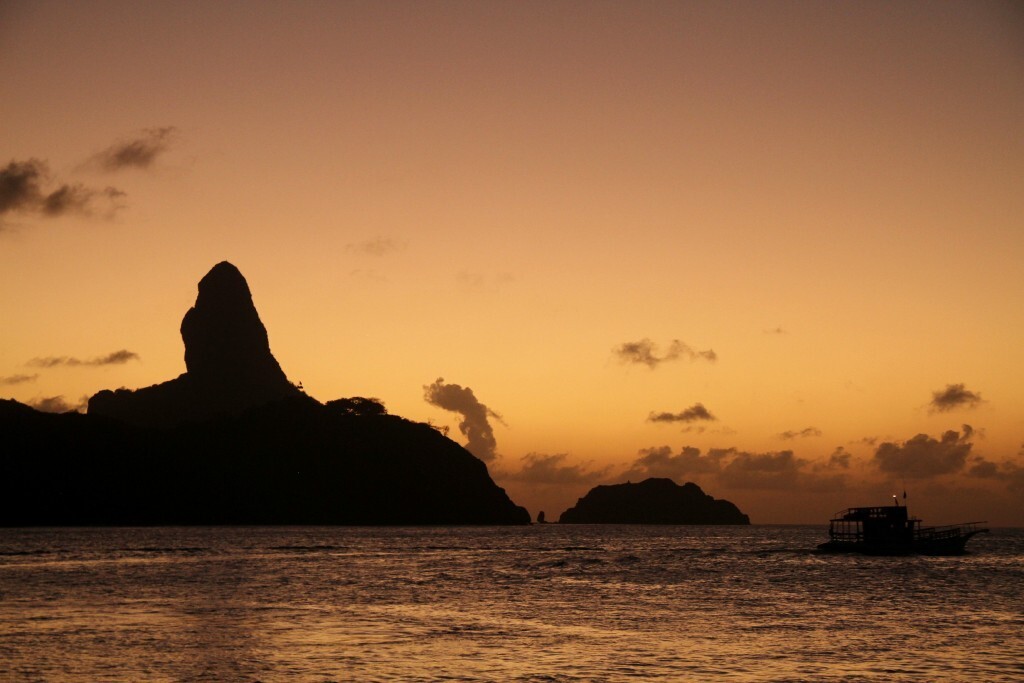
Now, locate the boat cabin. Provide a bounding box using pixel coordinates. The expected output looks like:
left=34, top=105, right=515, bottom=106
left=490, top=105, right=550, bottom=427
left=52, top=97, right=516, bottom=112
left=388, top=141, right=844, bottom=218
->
left=828, top=505, right=919, bottom=544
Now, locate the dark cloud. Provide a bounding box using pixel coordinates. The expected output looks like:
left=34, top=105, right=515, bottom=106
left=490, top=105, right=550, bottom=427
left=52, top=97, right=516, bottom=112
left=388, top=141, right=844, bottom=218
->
left=501, top=453, right=610, bottom=485
left=764, top=327, right=787, bottom=335
left=826, top=447, right=852, bottom=469
left=0, top=159, right=44, bottom=214
left=929, top=383, right=984, bottom=413
left=28, top=395, right=88, bottom=413
left=873, top=426, right=974, bottom=478
left=345, top=237, right=405, bottom=256
left=1005, top=462, right=1024, bottom=493
left=621, top=445, right=727, bottom=481
left=717, top=449, right=807, bottom=489
left=423, top=377, right=503, bottom=462
left=92, top=127, right=177, bottom=171
left=967, top=458, right=1000, bottom=478
left=613, top=338, right=717, bottom=369
left=0, top=159, right=125, bottom=222
left=0, top=373, right=38, bottom=386
left=622, top=444, right=845, bottom=491
left=648, top=403, right=716, bottom=424
left=40, top=183, right=102, bottom=216
left=777, top=427, right=822, bottom=440
left=28, top=349, right=140, bottom=368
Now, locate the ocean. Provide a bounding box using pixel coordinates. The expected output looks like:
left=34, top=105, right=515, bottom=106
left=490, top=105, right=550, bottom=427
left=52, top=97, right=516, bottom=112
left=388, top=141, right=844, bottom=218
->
left=1, top=525, right=1021, bottom=682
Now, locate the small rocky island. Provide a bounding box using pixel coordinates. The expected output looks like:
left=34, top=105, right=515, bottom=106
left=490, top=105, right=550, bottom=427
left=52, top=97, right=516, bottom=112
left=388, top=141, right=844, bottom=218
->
left=0, top=262, right=530, bottom=526
left=558, top=478, right=750, bottom=524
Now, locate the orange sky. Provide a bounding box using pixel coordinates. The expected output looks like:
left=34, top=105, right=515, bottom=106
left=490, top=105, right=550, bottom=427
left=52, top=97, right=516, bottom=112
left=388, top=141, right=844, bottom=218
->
left=2, top=1, right=1022, bottom=524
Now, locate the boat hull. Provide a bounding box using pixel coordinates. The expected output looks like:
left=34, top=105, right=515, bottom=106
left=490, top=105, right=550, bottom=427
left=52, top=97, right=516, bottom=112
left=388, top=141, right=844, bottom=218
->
left=816, top=530, right=986, bottom=556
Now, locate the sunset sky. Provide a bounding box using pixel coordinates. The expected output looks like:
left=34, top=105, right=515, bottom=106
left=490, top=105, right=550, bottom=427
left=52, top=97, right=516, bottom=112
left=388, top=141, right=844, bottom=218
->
left=2, top=1, right=1022, bottom=524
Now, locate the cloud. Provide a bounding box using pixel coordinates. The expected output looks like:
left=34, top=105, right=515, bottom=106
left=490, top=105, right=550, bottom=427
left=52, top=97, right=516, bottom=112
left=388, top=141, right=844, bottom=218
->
left=621, top=444, right=846, bottom=491
left=613, top=338, right=717, bottom=369
left=0, top=373, right=39, bottom=386
left=500, top=453, right=610, bottom=485
left=825, top=447, right=852, bottom=469
left=967, top=458, right=1000, bottom=478
left=1004, top=461, right=1024, bottom=493
left=345, top=236, right=405, bottom=256
left=0, top=159, right=124, bottom=222
left=28, top=395, right=88, bottom=413
left=27, top=349, right=140, bottom=368
left=621, top=445, right=727, bottom=481
left=648, top=403, right=716, bottom=424
left=929, top=383, right=984, bottom=413
left=717, top=449, right=808, bottom=489
left=777, top=427, right=822, bottom=440
left=764, top=327, right=787, bottom=335
left=91, top=127, right=177, bottom=171
left=873, top=426, right=974, bottom=478
left=0, top=159, right=45, bottom=214
left=423, top=377, right=503, bottom=462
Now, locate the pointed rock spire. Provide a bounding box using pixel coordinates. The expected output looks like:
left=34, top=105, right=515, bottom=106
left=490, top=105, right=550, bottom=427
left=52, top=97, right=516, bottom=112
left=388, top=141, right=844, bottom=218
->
left=181, top=261, right=289, bottom=387
left=89, top=262, right=302, bottom=427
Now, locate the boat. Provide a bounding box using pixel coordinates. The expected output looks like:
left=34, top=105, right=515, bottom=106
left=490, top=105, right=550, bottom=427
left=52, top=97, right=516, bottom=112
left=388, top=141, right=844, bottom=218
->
left=816, top=501, right=988, bottom=555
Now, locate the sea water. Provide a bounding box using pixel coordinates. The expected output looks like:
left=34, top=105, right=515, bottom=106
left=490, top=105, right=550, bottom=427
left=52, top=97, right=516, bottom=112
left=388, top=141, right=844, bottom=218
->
left=1, top=525, right=1021, bottom=682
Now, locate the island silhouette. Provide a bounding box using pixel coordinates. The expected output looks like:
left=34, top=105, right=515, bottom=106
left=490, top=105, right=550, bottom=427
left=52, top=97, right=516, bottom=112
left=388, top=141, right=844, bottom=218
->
left=559, top=478, right=750, bottom=524
left=1, top=262, right=530, bottom=525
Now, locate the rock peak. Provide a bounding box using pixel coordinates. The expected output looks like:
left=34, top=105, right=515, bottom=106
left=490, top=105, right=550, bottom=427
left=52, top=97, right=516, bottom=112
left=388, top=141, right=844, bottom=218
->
left=89, top=262, right=301, bottom=427
left=198, top=261, right=250, bottom=296
left=181, top=261, right=278, bottom=382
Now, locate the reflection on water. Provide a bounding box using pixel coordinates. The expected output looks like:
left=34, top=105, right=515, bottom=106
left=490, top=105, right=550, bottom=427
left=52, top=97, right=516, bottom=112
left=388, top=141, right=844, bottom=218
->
left=1, top=526, right=1021, bottom=681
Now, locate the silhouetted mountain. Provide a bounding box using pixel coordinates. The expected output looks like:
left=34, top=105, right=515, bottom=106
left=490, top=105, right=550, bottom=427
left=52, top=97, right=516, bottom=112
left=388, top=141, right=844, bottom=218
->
left=0, top=397, right=529, bottom=525
left=89, top=262, right=302, bottom=427
left=558, top=478, right=749, bottom=524
left=1, top=262, right=530, bottom=525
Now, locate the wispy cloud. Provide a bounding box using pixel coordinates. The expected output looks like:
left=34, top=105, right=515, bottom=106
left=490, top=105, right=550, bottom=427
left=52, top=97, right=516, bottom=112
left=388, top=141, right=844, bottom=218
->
left=90, top=126, right=178, bottom=171
left=345, top=236, right=405, bottom=257
left=777, top=427, right=822, bottom=440
left=613, top=338, right=717, bottom=369
left=27, top=349, right=140, bottom=368
left=500, top=453, right=610, bottom=485
left=423, top=377, right=503, bottom=462
left=648, top=403, right=716, bottom=424
left=28, top=395, right=88, bottom=413
left=456, top=271, right=516, bottom=291
left=873, top=425, right=974, bottom=478
left=0, top=373, right=39, bottom=386
left=929, top=383, right=984, bottom=413
left=1, top=159, right=124, bottom=222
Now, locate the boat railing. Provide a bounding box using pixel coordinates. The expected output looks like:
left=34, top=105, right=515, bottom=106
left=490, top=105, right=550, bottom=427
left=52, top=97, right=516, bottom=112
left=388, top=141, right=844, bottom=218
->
left=917, top=521, right=988, bottom=541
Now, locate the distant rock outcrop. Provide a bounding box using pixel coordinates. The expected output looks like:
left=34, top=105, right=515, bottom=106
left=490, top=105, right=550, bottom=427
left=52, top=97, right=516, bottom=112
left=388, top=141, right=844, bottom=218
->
left=2, top=262, right=530, bottom=525
left=89, top=262, right=302, bottom=427
left=558, top=478, right=750, bottom=524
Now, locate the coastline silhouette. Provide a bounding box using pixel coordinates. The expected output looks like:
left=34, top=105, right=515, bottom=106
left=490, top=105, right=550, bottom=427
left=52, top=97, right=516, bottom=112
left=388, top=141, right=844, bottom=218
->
left=1, top=262, right=530, bottom=525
